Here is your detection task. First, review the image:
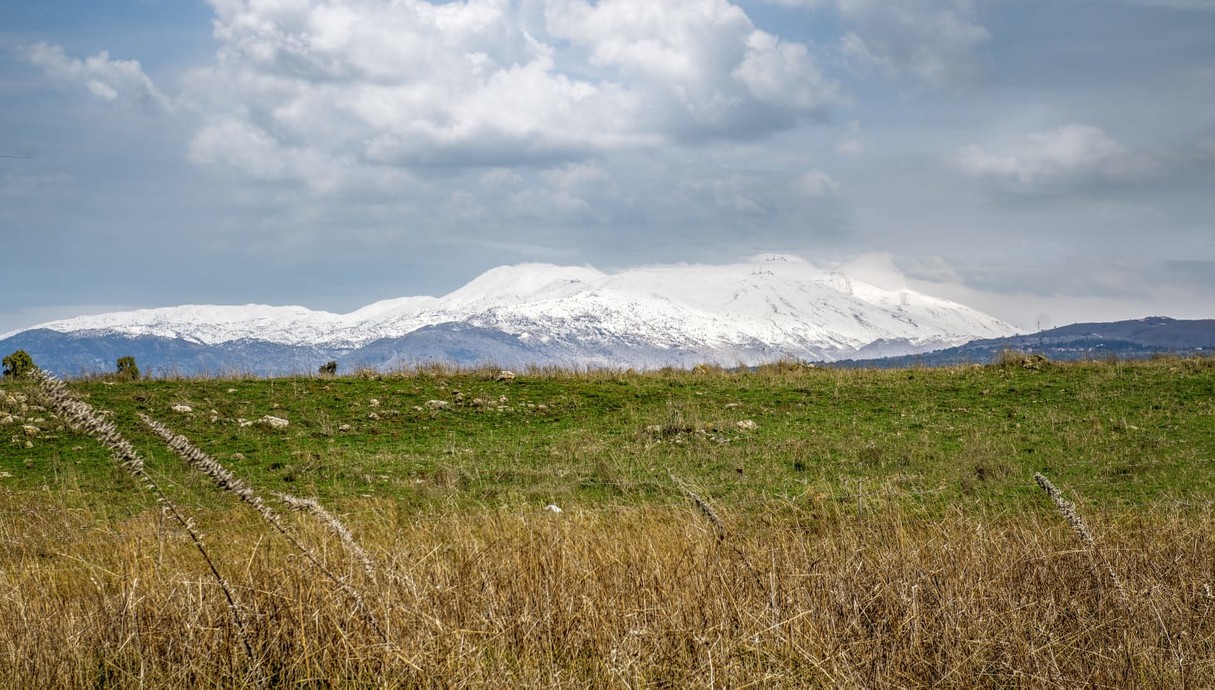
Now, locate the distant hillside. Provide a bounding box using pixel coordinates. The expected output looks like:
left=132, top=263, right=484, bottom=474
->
left=832, top=317, right=1215, bottom=368
left=0, top=329, right=337, bottom=378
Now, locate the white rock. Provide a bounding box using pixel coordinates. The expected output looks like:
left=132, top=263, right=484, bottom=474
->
left=171, top=404, right=193, bottom=413
left=259, top=415, right=290, bottom=429
left=544, top=504, right=563, bottom=513
left=736, top=419, right=758, bottom=431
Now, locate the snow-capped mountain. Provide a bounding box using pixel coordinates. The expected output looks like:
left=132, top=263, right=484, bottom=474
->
left=1, top=255, right=1019, bottom=376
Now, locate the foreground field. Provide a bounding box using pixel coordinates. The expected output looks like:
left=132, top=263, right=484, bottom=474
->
left=2, top=357, right=1213, bottom=686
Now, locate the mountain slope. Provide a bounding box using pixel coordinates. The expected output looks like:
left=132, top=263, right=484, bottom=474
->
left=1, top=255, right=1019, bottom=376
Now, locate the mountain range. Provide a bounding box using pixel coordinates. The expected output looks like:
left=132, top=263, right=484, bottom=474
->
left=832, top=316, right=1215, bottom=368
left=1, top=256, right=1023, bottom=377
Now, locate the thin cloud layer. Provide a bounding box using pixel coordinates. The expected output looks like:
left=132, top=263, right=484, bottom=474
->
left=793, top=169, right=841, bottom=197
left=956, top=125, right=1136, bottom=185
left=26, top=42, right=172, bottom=110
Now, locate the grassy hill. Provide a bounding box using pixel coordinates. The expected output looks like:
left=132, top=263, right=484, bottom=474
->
left=2, top=356, right=1214, bottom=686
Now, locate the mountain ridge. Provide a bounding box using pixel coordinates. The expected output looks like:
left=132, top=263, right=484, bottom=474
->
left=2, top=255, right=1020, bottom=376
left=831, top=316, right=1215, bottom=368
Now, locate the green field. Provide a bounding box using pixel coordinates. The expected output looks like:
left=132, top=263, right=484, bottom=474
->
left=2, top=356, right=1214, bottom=686
left=6, top=356, right=1215, bottom=513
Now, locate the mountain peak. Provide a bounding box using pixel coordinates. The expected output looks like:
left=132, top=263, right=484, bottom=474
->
left=443, top=263, right=605, bottom=307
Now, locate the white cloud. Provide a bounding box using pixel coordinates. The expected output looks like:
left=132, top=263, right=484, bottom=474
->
left=956, top=124, right=1136, bottom=184
left=793, top=169, right=841, bottom=196
left=539, top=0, right=842, bottom=136
left=26, top=42, right=172, bottom=110
left=733, top=29, right=833, bottom=111
left=186, top=117, right=353, bottom=190
left=544, top=0, right=838, bottom=125
left=834, top=252, right=910, bottom=291
left=171, top=0, right=842, bottom=187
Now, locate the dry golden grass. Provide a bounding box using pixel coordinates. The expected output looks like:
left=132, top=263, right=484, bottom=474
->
left=2, top=490, right=1213, bottom=688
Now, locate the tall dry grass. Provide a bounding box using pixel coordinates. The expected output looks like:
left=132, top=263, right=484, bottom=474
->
left=2, top=493, right=1213, bottom=687
left=28, top=369, right=261, bottom=680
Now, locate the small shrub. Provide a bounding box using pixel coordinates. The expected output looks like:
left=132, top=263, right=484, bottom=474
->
left=993, top=349, right=1050, bottom=370
left=319, top=361, right=338, bottom=376
left=116, top=356, right=140, bottom=381
left=754, top=358, right=817, bottom=374
left=2, top=350, right=35, bottom=379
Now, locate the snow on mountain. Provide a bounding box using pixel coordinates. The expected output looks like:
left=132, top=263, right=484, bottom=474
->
left=7, top=255, right=1019, bottom=368
left=20, top=304, right=350, bottom=348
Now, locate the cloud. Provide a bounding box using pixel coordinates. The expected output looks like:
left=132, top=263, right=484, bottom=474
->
left=898, top=254, right=1215, bottom=331
left=186, top=116, right=364, bottom=192
left=764, top=0, right=991, bottom=87
left=480, top=167, right=525, bottom=189
left=26, top=42, right=172, bottom=110
left=173, top=0, right=842, bottom=187
left=544, top=0, right=839, bottom=128
left=793, top=169, right=841, bottom=196
left=838, top=251, right=907, bottom=290
left=955, top=124, right=1138, bottom=184
left=542, top=162, right=610, bottom=190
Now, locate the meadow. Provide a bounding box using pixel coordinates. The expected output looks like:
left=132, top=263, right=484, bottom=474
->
left=1, top=355, right=1213, bottom=687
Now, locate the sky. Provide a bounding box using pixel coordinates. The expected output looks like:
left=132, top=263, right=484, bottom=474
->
left=2, top=0, right=1214, bottom=337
